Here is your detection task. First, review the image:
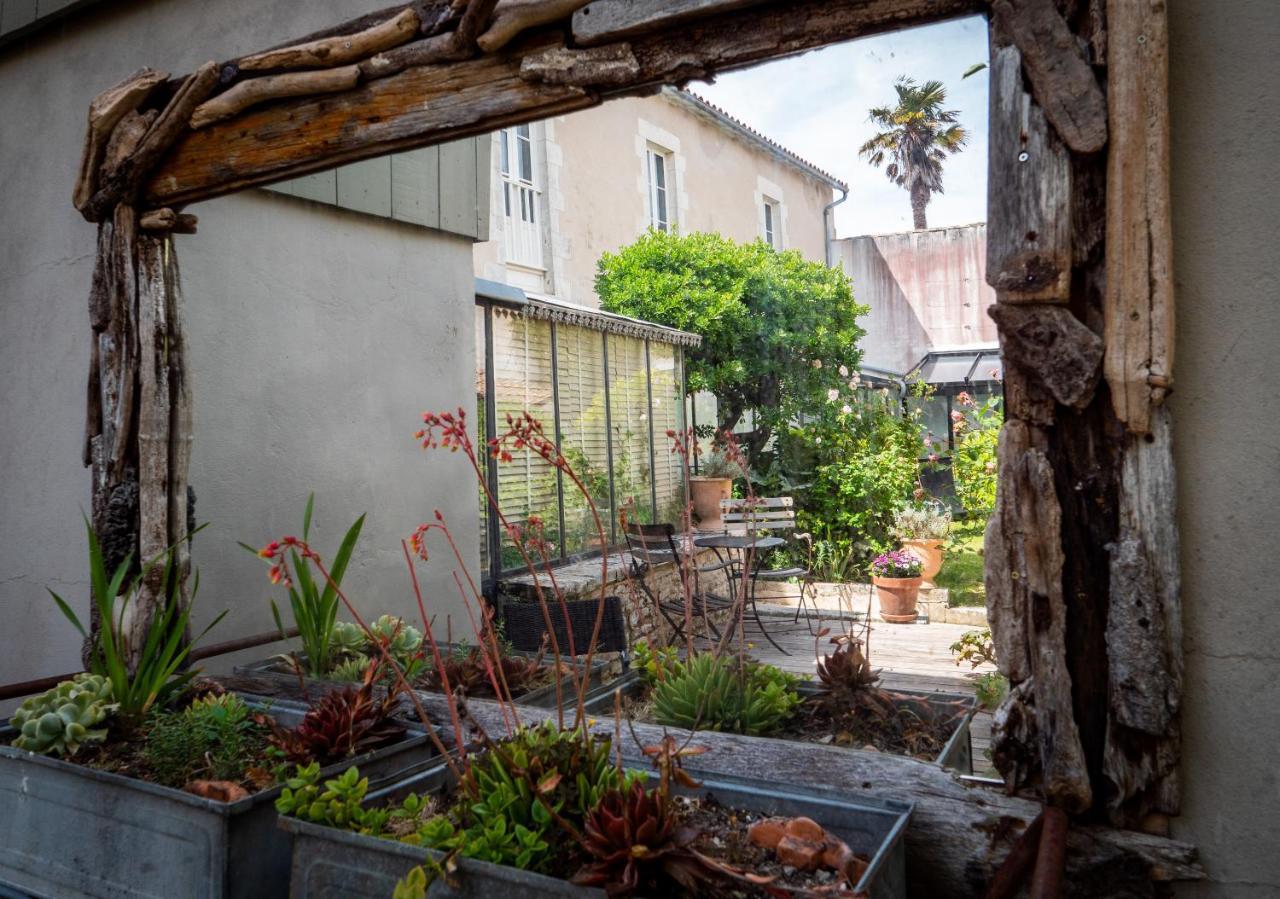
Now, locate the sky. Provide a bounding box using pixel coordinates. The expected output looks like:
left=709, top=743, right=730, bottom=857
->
left=691, top=15, right=990, bottom=239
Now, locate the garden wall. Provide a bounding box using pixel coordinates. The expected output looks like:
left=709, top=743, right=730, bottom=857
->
left=1168, top=0, right=1280, bottom=894
left=835, top=224, right=997, bottom=375
left=0, top=0, right=486, bottom=707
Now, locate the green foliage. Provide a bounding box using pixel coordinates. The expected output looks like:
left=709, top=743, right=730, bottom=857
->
left=329, top=621, right=369, bottom=658
left=275, top=763, right=391, bottom=834
left=760, top=387, right=925, bottom=579
left=10, top=674, right=116, bottom=756
left=441, top=722, right=642, bottom=872
left=50, top=518, right=223, bottom=727
left=950, top=629, right=998, bottom=669
left=950, top=391, right=1001, bottom=517
left=632, top=639, right=679, bottom=686
left=323, top=656, right=372, bottom=684
left=974, top=672, right=1009, bottom=712
left=247, top=494, right=365, bottom=676
left=142, top=693, right=269, bottom=788
left=651, top=654, right=802, bottom=736
left=934, top=530, right=985, bottom=607
left=596, top=230, right=867, bottom=466
left=392, top=866, right=430, bottom=899
left=368, top=615, right=423, bottom=662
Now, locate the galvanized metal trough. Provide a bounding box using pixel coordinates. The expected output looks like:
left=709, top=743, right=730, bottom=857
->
left=281, top=761, right=913, bottom=899
left=579, top=668, right=978, bottom=773
left=0, top=697, right=441, bottom=899
left=235, top=647, right=610, bottom=710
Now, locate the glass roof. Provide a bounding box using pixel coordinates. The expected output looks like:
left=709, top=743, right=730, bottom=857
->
left=909, top=349, right=1003, bottom=385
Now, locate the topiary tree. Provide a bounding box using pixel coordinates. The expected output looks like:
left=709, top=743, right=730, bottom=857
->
left=596, top=230, right=866, bottom=468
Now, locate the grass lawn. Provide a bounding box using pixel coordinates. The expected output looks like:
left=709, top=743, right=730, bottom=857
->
left=934, top=526, right=986, bottom=607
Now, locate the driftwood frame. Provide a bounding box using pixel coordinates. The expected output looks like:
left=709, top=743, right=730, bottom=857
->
left=72, top=0, right=1191, bottom=894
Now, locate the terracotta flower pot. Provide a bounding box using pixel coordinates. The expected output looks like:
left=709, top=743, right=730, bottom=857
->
left=689, top=476, right=733, bottom=529
left=874, top=576, right=922, bottom=623
left=900, top=539, right=945, bottom=584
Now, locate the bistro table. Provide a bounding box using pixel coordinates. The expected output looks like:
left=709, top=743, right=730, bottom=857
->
left=692, top=533, right=789, bottom=654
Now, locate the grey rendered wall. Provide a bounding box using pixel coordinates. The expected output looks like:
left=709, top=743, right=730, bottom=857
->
left=0, top=0, right=483, bottom=701
left=1168, top=0, right=1280, bottom=895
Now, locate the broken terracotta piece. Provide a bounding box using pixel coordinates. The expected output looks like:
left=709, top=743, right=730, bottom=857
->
left=183, top=779, right=250, bottom=802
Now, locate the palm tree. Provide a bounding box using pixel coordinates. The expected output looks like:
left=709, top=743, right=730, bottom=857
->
left=859, top=76, right=968, bottom=230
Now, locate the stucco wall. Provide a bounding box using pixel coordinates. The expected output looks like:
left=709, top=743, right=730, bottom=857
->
left=0, top=0, right=481, bottom=701
left=835, top=224, right=997, bottom=374
left=476, top=90, right=837, bottom=308
left=1168, top=0, right=1280, bottom=894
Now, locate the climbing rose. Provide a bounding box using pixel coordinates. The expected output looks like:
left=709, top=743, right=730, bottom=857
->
left=827, top=389, right=839, bottom=402
left=839, top=365, right=849, bottom=377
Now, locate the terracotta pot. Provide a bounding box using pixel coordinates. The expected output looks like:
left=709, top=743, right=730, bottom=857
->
left=900, top=539, right=945, bottom=583
left=689, top=477, right=733, bottom=528
left=874, top=575, right=922, bottom=623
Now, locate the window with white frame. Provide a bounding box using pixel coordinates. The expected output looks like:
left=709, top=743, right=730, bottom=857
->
left=499, top=124, right=543, bottom=268
left=646, top=146, right=673, bottom=232
left=762, top=197, right=781, bottom=248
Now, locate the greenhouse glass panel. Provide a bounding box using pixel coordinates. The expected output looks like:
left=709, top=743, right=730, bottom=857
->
left=555, top=324, right=611, bottom=555
left=491, top=311, right=557, bottom=566
left=608, top=333, right=655, bottom=528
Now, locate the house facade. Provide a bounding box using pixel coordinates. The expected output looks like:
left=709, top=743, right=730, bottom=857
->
left=473, top=87, right=847, bottom=309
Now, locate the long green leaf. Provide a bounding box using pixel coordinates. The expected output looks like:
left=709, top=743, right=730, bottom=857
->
left=47, top=590, right=87, bottom=638
left=303, top=492, right=315, bottom=541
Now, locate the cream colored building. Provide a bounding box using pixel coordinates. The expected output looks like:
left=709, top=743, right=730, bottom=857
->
left=474, top=87, right=847, bottom=308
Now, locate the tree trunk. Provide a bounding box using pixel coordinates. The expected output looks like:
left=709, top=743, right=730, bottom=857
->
left=910, top=180, right=929, bottom=229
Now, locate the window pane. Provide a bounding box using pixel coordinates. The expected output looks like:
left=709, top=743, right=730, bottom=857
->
left=608, top=333, right=654, bottom=529
left=499, top=130, right=510, bottom=177
left=649, top=343, right=685, bottom=526
left=518, top=127, right=533, bottom=182
left=907, top=394, right=951, bottom=454
left=653, top=153, right=666, bottom=190
left=492, top=312, right=558, bottom=569
left=556, top=325, right=611, bottom=554
left=764, top=203, right=773, bottom=244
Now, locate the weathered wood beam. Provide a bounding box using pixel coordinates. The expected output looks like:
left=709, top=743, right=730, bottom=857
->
left=986, top=44, right=1072, bottom=301
left=236, top=7, right=421, bottom=72
left=73, top=68, right=168, bottom=213
left=146, top=39, right=592, bottom=208
left=144, top=0, right=983, bottom=209
left=190, top=66, right=362, bottom=129
left=214, top=671, right=1204, bottom=898
left=991, top=0, right=1108, bottom=153
left=139, top=208, right=198, bottom=233
left=1103, top=0, right=1172, bottom=436
left=571, top=0, right=773, bottom=46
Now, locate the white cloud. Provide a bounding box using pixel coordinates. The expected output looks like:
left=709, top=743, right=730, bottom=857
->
left=692, top=15, right=989, bottom=238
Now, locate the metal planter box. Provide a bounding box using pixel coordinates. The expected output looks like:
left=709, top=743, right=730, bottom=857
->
left=235, top=648, right=609, bottom=711
left=282, top=761, right=912, bottom=899
left=0, top=697, right=440, bottom=899
left=580, top=669, right=978, bottom=773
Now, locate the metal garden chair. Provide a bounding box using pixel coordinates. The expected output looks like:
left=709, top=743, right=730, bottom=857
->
left=622, top=521, right=735, bottom=645
left=720, top=496, right=819, bottom=634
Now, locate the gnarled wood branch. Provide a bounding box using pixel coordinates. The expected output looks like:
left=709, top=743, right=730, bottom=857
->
left=991, top=0, right=1108, bottom=153
left=477, top=0, right=591, bottom=53
left=190, top=66, right=361, bottom=129
left=236, top=7, right=421, bottom=72
left=73, top=68, right=168, bottom=213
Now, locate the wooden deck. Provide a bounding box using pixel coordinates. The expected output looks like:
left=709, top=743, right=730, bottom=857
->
left=729, top=604, right=998, bottom=774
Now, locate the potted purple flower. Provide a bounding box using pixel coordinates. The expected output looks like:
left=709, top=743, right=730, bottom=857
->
left=871, top=549, right=924, bottom=623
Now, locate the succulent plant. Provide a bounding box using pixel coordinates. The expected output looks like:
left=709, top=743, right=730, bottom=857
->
left=329, top=621, right=370, bottom=658
left=11, top=673, right=117, bottom=756
left=274, top=763, right=390, bottom=834
left=416, top=646, right=543, bottom=698
left=369, top=615, right=422, bottom=659
left=143, top=692, right=269, bottom=788
left=815, top=638, right=881, bottom=705
left=572, top=781, right=708, bottom=896
left=632, top=639, right=679, bottom=686
left=651, top=654, right=801, bottom=736
left=265, top=664, right=405, bottom=764
left=323, top=655, right=373, bottom=684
